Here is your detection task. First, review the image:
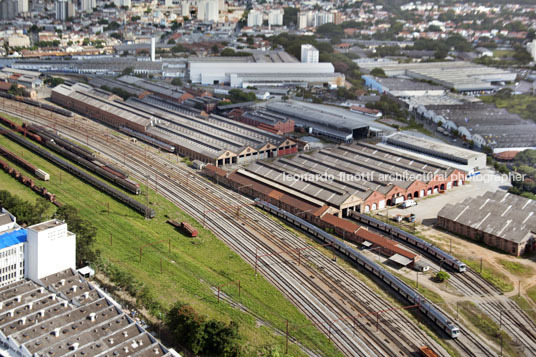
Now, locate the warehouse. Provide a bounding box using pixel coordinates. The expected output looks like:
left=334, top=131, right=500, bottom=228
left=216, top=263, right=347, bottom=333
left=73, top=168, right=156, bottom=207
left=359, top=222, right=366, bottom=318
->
left=123, top=98, right=298, bottom=166
left=117, top=75, right=194, bottom=103
left=217, top=142, right=465, bottom=216
left=265, top=100, right=376, bottom=142
left=359, top=61, right=515, bottom=93
left=234, top=109, right=295, bottom=134
left=51, top=83, right=155, bottom=132
left=87, top=76, right=149, bottom=98
left=189, top=61, right=344, bottom=88
left=382, top=133, right=486, bottom=173
left=437, top=191, right=536, bottom=256
left=417, top=103, right=536, bottom=151
left=362, top=75, right=446, bottom=97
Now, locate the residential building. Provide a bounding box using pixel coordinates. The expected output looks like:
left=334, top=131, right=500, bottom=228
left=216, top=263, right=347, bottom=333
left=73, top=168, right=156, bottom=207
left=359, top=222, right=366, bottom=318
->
left=268, top=8, right=283, bottom=26
left=0, top=0, right=18, bottom=20
left=55, top=0, right=67, bottom=20
left=301, top=44, right=319, bottom=64
left=247, top=10, right=263, bottom=27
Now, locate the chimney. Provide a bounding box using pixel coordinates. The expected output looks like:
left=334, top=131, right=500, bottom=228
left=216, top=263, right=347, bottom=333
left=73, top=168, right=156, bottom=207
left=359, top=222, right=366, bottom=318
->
left=27, top=303, right=33, bottom=310
left=38, top=310, right=45, bottom=318
left=38, top=287, right=44, bottom=294
left=0, top=302, right=3, bottom=309
left=70, top=342, right=79, bottom=351
left=82, top=292, right=89, bottom=299
left=52, top=328, right=60, bottom=337
left=19, top=317, right=25, bottom=325
left=15, top=296, right=21, bottom=303
left=60, top=279, right=65, bottom=286
left=71, top=285, right=77, bottom=293
left=88, top=313, right=96, bottom=322
left=61, top=301, right=68, bottom=307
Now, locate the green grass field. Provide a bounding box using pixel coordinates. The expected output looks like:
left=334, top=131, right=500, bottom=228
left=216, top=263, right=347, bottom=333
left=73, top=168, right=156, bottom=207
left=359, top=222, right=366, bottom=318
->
left=0, top=120, right=342, bottom=356
left=493, top=50, right=515, bottom=59
left=458, top=301, right=519, bottom=357
left=462, top=258, right=513, bottom=293
left=497, top=259, right=534, bottom=278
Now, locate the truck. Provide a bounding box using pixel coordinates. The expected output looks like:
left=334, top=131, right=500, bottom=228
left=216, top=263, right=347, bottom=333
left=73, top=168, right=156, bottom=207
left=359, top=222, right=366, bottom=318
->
left=400, top=199, right=417, bottom=209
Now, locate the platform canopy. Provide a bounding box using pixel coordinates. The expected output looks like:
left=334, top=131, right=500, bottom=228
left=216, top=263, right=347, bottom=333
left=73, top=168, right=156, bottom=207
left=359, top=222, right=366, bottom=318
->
left=389, top=253, right=412, bottom=266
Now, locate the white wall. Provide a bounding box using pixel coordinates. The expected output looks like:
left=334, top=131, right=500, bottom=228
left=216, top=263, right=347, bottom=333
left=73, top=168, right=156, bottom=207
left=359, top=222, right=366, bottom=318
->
left=26, top=220, right=76, bottom=281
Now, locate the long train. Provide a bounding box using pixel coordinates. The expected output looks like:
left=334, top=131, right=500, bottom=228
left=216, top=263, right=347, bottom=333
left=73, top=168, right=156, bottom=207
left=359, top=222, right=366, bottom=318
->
left=255, top=199, right=460, bottom=339
left=119, top=126, right=175, bottom=153
left=0, top=92, right=73, bottom=117
left=24, top=125, right=140, bottom=194
left=350, top=212, right=466, bottom=273
left=0, top=129, right=154, bottom=218
left=0, top=157, right=59, bottom=205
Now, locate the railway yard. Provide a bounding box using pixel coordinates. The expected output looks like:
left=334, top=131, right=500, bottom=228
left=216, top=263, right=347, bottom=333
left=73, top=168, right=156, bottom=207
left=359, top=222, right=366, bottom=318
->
left=0, top=97, right=535, bottom=356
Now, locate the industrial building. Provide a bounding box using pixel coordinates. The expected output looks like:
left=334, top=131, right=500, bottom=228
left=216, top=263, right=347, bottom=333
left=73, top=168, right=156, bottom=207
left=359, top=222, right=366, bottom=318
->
left=381, top=133, right=487, bottom=174
left=416, top=103, right=536, bottom=151
left=359, top=61, right=516, bottom=93
left=51, top=83, right=156, bottom=133
left=0, top=209, right=75, bottom=287
left=0, top=210, right=179, bottom=356
left=437, top=191, right=536, bottom=256
left=52, top=83, right=297, bottom=166
left=229, top=108, right=295, bottom=134
left=264, top=100, right=390, bottom=142
left=206, top=142, right=465, bottom=217
left=189, top=61, right=344, bottom=88
left=362, top=75, right=446, bottom=97
left=117, top=76, right=194, bottom=103
left=124, top=97, right=297, bottom=166
left=11, top=58, right=188, bottom=78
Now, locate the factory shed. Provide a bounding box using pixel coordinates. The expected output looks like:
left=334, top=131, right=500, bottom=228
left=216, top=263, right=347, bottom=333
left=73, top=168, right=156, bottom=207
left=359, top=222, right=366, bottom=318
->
left=437, top=190, right=536, bottom=256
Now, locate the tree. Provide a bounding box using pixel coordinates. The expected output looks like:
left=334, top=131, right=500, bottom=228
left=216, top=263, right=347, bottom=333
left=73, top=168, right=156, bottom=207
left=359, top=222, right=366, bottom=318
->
left=316, top=23, right=344, bottom=38
left=122, top=66, right=134, bottom=76
left=211, top=44, right=219, bottom=54
left=370, top=68, right=387, bottom=78
left=166, top=302, right=207, bottom=354
left=283, top=7, right=298, bottom=26
left=8, top=84, right=26, bottom=96
left=435, top=271, right=450, bottom=282
left=0, top=191, right=50, bottom=226
left=54, top=205, right=99, bottom=267
left=171, top=78, right=182, bottom=86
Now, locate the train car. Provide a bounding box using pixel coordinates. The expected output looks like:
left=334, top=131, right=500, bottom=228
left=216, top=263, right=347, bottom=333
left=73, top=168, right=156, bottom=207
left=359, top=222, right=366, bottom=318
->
left=351, top=212, right=466, bottom=273
left=1, top=130, right=154, bottom=218
left=167, top=220, right=198, bottom=237
left=419, top=346, right=439, bottom=357
left=255, top=199, right=460, bottom=339
left=119, top=126, right=175, bottom=153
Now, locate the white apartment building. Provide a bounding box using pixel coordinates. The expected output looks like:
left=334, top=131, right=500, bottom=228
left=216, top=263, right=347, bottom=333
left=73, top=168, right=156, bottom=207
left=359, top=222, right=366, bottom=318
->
left=301, top=44, right=319, bottom=64
left=197, top=0, right=218, bottom=22
left=268, top=8, right=283, bottom=26
left=247, top=9, right=263, bottom=27
left=0, top=209, right=76, bottom=286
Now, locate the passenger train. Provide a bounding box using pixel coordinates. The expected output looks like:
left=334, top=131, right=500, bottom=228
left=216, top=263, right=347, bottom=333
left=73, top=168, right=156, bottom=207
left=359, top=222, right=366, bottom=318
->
left=351, top=212, right=466, bottom=273
left=255, top=199, right=460, bottom=338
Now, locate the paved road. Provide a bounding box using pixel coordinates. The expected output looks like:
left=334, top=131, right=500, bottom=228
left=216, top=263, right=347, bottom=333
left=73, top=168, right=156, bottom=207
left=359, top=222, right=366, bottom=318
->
left=377, top=167, right=511, bottom=225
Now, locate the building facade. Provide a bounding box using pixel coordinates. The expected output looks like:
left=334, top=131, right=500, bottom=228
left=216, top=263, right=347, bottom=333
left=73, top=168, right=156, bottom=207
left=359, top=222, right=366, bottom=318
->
left=301, top=44, right=319, bottom=64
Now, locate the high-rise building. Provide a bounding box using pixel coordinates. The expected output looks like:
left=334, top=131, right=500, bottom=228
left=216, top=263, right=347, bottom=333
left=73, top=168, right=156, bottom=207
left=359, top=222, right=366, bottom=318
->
left=527, top=40, right=536, bottom=62
left=0, top=0, right=18, bottom=20
left=247, top=9, right=263, bottom=27
left=151, top=37, right=156, bottom=62
left=114, top=0, right=130, bottom=8
left=164, top=0, right=172, bottom=6
left=301, top=44, right=319, bottom=63
left=80, top=0, right=96, bottom=13
left=205, top=0, right=218, bottom=22
left=181, top=0, right=189, bottom=16
left=297, top=11, right=308, bottom=29
left=0, top=209, right=76, bottom=285
left=17, top=0, right=27, bottom=13
left=55, top=0, right=68, bottom=20
left=268, top=8, right=283, bottom=26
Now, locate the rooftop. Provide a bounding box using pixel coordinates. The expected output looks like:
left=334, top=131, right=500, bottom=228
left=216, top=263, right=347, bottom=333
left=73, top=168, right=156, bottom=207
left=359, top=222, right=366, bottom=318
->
left=0, top=269, right=178, bottom=357
left=28, top=219, right=64, bottom=232
left=438, top=190, right=536, bottom=244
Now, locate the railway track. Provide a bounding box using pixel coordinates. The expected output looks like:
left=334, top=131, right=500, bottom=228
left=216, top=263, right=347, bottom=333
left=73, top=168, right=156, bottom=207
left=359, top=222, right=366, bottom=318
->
left=0, top=99, right=497, bottom=356
left=356, top=214, right=536, bottom=356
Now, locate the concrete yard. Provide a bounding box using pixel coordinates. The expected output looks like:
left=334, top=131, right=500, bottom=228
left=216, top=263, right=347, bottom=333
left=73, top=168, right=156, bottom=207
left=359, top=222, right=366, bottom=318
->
left=377, top=167, right=511, bottom=224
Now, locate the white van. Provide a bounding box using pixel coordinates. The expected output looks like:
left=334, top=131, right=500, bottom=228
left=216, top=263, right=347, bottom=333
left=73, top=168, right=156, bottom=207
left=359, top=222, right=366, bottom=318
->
left=401, top=200, right=417, bottom=208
